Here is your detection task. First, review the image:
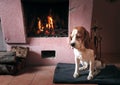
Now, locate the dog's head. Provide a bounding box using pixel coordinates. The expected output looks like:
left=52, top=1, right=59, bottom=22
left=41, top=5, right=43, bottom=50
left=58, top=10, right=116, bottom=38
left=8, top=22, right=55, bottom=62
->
left=70, top=26, right=90, bottom=49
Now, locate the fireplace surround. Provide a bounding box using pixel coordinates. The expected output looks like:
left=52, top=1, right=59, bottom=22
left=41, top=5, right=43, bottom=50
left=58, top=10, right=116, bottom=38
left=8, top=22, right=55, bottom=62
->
left=0, top=0, right=93, bottom=65
left=21, top=0, right=69, bottom=37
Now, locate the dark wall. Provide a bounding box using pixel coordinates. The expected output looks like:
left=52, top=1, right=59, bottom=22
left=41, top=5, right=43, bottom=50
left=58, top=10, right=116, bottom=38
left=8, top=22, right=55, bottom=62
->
left=92, top=0, right=120, bottom=55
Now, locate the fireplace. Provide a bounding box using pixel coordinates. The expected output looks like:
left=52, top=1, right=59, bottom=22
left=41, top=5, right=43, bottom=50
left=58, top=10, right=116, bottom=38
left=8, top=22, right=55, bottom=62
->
left=21, top=0, right=69, bottom=37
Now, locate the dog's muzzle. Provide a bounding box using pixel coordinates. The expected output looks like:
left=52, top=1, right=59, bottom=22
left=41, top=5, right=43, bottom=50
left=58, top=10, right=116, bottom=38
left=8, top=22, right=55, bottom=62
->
left=70, top=43, right=75, bottom=47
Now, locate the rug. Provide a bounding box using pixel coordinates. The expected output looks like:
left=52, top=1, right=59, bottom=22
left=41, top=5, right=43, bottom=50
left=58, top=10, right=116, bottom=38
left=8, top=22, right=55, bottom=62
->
left=53, top=63, right=120, bottom=85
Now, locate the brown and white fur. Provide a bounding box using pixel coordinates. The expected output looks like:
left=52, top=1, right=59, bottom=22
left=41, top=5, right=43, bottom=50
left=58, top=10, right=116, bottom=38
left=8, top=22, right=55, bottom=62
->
left=70, top=26, right=105, bottom=80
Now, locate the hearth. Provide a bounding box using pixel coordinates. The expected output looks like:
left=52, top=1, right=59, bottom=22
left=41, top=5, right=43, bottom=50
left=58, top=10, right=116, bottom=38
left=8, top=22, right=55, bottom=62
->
left=21, top=0, right=69, bottom=37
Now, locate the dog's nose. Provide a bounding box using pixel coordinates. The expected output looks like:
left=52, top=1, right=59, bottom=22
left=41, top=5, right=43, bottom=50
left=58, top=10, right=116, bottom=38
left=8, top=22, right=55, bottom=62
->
left=70, top=43, right=75, bottom=47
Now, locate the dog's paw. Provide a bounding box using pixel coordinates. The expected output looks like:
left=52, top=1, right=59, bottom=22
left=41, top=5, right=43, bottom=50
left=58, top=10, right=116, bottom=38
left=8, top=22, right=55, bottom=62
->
left=73, top=72, right=79, bottom=78
left=87, top=74, right=93, bottom=80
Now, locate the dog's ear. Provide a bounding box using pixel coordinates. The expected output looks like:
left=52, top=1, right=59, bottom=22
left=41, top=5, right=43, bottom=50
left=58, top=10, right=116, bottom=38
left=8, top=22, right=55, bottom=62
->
left=84, top=29, right=90, bottom=48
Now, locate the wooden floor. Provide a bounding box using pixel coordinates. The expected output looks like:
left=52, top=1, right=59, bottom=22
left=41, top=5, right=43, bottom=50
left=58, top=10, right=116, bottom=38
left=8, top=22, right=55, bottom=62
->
left=0, top=56, right=120, bottom=85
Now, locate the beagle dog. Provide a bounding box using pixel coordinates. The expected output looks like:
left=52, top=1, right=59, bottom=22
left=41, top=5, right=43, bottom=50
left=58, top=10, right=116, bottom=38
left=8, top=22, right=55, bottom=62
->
left=70, top=26, right=105, bottom=80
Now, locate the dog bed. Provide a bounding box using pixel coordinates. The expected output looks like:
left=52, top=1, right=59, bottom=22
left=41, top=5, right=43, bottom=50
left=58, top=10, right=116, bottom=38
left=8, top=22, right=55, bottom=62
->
left=53, top=63, right=120, bottom=85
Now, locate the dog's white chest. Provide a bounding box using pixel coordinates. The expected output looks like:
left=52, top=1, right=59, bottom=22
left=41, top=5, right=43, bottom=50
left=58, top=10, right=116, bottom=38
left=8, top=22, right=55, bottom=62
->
left=73, top=48, right=83, bottom=59
left=73, top=48, right=91, bottom=62
left=74, top=49, right=81, bottom=57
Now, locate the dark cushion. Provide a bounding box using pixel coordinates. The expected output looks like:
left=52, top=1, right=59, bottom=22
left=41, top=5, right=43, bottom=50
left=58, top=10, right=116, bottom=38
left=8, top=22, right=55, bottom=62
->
left=0, top=51, right=16, bottom=56
left=0, top=64, right=16, bottom=74
left=0, top=52, right=16, bottom=64
left=53, top=63, right=120, bottom=85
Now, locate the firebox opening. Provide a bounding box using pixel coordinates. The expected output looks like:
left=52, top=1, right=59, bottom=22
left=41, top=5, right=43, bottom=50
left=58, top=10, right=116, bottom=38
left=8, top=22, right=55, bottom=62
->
left=41, top=50, right=56, bottom=58
left=21, top=0, right=69, bottom=37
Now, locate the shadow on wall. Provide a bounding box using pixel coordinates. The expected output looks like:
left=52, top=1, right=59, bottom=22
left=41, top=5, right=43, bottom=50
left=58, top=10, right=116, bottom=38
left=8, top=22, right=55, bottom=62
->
left=26, top=51, right=57, bottom=66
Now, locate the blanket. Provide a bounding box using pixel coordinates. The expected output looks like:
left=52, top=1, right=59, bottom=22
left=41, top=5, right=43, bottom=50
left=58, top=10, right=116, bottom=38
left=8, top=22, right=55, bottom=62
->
left=53, top=63, right=120, bottom=85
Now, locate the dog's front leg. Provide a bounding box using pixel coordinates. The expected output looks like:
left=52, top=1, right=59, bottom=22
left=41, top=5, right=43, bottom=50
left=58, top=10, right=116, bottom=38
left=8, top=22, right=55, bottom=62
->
left=73, top=57, right=80, bottom=78
left=87, top=61, right=94, bottom=80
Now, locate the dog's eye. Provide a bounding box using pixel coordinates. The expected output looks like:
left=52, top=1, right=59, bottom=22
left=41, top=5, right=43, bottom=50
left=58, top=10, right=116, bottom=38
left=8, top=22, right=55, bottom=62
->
left=76, top=35, right=82, bottom=39
left=76, top=33, right=82, bottom=39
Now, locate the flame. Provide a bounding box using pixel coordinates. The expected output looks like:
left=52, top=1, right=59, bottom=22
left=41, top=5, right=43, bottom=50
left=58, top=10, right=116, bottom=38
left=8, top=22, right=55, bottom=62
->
left=37, top=17, right=41, bottom=29
left=36, top=15, right=54, bottom=35
left=37, top=17, right=44, bottom=32
left=46, top=16, right=54, bottom=29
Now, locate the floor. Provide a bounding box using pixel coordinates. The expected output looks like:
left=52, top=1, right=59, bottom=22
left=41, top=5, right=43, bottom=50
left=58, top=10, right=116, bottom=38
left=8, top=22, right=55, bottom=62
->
left=0, top=66, right=97, bottom=85
left=0, top=56, right=120, bottom=85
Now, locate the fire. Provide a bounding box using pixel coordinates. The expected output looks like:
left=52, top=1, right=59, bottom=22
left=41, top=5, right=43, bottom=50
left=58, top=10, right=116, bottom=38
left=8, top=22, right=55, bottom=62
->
left=37, top=17, right=41, bottom=29
left=46, top=16, right=54, bottom=29
left=36, top=15, right=55, bottom=36
left=37, top=17, right=44, bottom=31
